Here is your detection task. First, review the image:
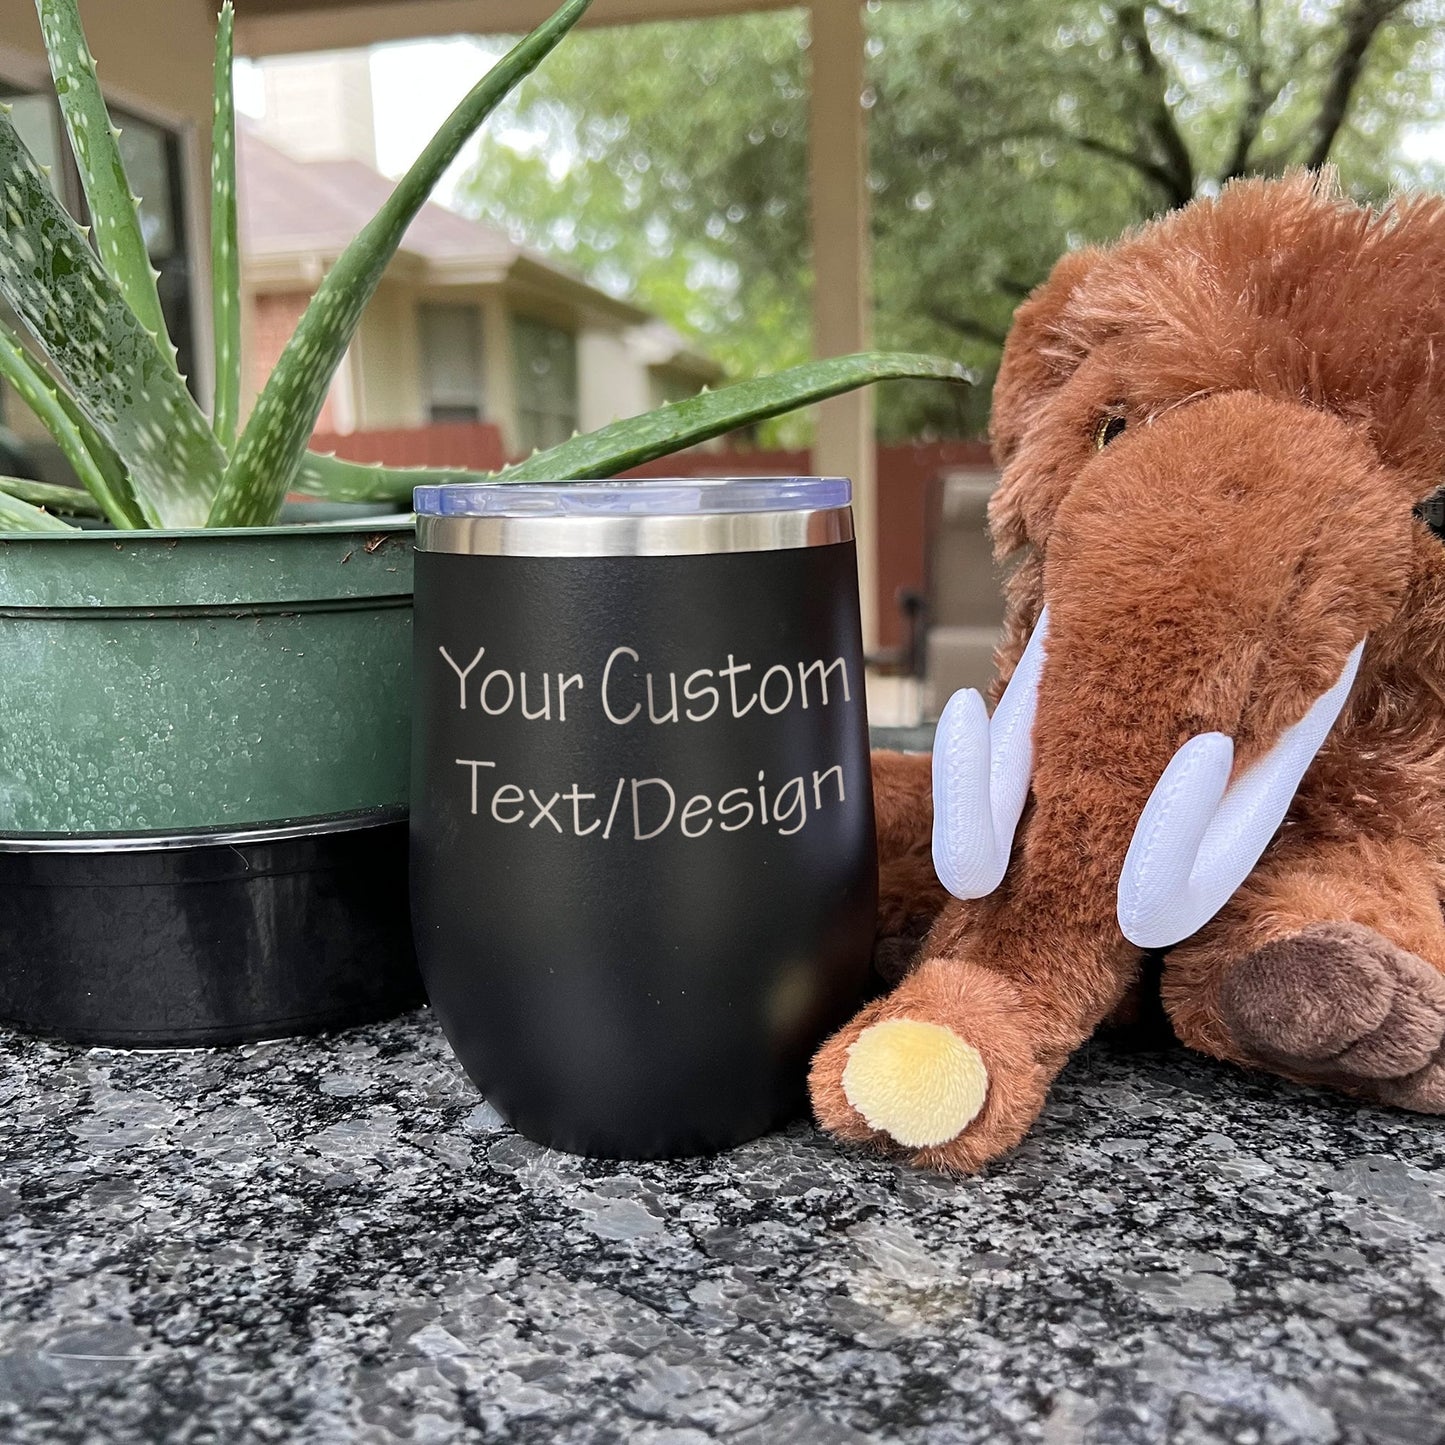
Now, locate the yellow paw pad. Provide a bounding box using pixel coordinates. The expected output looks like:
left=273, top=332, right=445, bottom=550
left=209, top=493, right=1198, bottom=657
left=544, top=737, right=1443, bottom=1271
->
left=841, top=1019, right=989, bottom=1148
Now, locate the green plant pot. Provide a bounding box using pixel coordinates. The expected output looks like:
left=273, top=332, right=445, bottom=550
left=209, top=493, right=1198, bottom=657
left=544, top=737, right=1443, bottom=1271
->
left=0, top=519, right=422, bottom=1046
left=0, top=518, right=413, bottom=833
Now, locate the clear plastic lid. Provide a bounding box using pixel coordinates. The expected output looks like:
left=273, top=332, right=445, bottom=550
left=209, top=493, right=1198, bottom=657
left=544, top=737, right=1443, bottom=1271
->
left=412, top=476, right=851, bottom=518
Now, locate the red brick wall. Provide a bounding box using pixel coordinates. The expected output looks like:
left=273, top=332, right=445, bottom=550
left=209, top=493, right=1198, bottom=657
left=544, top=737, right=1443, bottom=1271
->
left=310, top=422, right=507, bottom=473
left=252, top=292, right=338, bottom=434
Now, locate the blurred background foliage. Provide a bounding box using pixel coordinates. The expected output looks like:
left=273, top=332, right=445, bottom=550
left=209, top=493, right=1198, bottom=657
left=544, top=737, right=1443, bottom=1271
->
left=459, top=1, right=1445, bottom=442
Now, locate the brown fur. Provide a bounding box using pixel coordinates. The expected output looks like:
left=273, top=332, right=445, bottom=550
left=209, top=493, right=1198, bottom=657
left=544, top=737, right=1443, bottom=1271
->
left=813, top=174, right=1445, bottom=1171
left=869, top=751, right=950, bottom=983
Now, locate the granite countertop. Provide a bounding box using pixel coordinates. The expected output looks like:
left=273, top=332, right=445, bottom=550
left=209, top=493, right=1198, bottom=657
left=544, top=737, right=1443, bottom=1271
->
left=1, top=1009, right=1442, bottom=1445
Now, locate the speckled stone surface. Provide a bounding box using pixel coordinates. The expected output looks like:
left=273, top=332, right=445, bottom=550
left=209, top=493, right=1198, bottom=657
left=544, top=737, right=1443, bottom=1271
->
left=1, top=1010, right=1442, bottom=1445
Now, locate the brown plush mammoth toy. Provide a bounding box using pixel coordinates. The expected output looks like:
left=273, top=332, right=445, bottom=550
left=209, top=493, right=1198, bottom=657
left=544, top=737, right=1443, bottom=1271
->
left=809, top=172, right=1445, bottom=1174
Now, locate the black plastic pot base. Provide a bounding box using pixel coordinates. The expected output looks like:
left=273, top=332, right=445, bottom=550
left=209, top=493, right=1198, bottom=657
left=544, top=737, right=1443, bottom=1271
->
left=0, top=813, right=423, bottom=1048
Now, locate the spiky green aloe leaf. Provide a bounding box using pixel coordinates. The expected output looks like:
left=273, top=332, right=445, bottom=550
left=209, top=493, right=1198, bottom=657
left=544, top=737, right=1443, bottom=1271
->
left=0, top=474, right=102, bottom=516
left=293, top=452, right=456, bottom=504
left=210, top=0, right=240, bottom=448
left=0, top=319, right=142, bottom=527
left=0, top=482, right=77, bottom=532
left=207, top=0, right=593, bottom=527
left=499, top=353, right=974, bottom=480
left=36, top=0, right=176, bottom=372
left=50, top=381, right=139, bottom=521
left=291, top=353, right=973, bottom=504
left=0, top=108, right=225, bottom=528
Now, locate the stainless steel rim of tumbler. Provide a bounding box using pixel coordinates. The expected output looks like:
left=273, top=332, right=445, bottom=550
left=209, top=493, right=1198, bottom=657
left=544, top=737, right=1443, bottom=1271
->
left=415, top=506, right=855, bottom=558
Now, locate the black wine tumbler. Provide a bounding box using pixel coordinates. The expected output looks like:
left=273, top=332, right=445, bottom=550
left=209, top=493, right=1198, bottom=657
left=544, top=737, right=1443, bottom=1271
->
left=410, top=477, right=878, bottom=1158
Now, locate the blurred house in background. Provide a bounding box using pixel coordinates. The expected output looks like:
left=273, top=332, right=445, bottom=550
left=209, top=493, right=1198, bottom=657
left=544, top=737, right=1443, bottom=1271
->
left=240, top=52, right=721, bottom=458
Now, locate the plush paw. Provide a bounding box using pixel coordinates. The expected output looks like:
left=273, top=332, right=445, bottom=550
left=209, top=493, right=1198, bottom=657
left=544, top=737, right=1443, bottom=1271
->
left=1219, top=922, right=1445, bottom=1112
left=840, top=1019, right=989, bottom=1147
left=808, top=958, right=1048, bottom=1173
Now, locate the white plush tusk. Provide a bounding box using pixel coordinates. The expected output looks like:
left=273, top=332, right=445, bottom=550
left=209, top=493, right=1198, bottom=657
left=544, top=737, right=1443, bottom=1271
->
left=932, top=607, right=1050, bottom=899
left=1117, top=639, right=1366, bottom=949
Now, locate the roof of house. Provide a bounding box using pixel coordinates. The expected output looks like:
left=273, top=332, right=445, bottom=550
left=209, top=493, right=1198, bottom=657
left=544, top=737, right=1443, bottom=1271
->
left=240, top=125, right=519, bottom=266
left=238, top=127, right=723, bottom=381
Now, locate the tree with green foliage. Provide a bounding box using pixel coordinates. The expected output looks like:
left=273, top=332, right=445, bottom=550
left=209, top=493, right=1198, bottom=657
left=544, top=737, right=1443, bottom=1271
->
left=460, top=0, right=1445, bottom=439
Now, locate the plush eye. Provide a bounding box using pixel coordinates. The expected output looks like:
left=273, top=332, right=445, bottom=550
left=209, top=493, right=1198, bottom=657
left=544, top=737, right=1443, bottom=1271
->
left=1093, top=414, right=1127, bottom=450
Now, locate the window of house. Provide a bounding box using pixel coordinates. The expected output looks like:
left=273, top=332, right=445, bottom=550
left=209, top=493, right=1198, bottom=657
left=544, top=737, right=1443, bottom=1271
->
left=113, top=108, right=196, bottom=387
left=418, top=303, right=484, bottom=424
left=3, top=90, right=65, bottom=184
left=0, top=84, right=197, bottom=434
left=0, top=85, right=70, bottom=443
left=513, top=317, right=578, bottom=454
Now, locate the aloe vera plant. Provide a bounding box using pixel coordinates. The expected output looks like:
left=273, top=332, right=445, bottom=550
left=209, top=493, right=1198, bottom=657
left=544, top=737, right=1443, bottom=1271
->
left=0, top=0, right=969, bottom=535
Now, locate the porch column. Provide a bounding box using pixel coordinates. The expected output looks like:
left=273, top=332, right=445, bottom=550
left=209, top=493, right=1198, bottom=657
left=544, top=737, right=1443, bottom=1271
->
left=481, top=291, right=520, bottom=456
left=808, top=0, right=876, bottom=649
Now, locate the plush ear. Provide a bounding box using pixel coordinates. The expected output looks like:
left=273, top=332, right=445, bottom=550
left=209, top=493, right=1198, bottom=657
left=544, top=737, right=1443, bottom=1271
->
left=980, top=247, right=1105, bottom=695
left=986, top=247, right=1105, bottom=561
left=989, top=247, right=1103, bottom=467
